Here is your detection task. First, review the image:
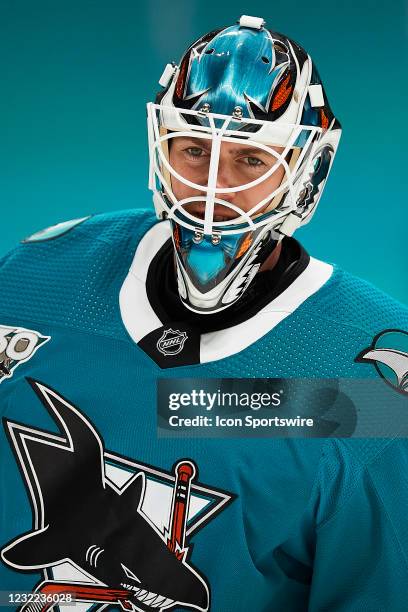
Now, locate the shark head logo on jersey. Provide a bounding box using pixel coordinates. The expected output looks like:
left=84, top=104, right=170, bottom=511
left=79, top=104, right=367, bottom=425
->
left=1, top=379, right=235, bottom=611
left=356, top=329, right=408, bottom=395
left=0, top=325, right=50, bottom=383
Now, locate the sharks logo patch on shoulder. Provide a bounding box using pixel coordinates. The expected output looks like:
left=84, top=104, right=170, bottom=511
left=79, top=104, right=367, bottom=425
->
left=22, top=216, right=91, bottom=243
left=356, top=329, right=408, bottom=395
left=1, top=379, right=236, bottom=611
left=0, top=325, right=50, bottom=383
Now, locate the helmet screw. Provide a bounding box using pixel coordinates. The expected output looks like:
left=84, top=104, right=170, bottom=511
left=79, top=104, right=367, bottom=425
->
left=232, top=106, right=243, bottom=119
left=211, top=231, right=221, bottom=246
left=193, top=229, right=204, bottom=243
left=199, top=103, right=211, bottom=114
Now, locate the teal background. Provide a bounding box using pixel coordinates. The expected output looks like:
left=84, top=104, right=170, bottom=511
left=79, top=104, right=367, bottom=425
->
left=1, top=1, right=407, bottom=303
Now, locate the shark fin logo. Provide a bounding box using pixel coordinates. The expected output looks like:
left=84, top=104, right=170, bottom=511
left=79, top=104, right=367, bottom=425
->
left=21, top=216, right=91, bottom=243
left=0, top=325, right=50, bottom=383
left=356, top=329, right=408, bottom=394
left=1, top=379, right=235, bottom=611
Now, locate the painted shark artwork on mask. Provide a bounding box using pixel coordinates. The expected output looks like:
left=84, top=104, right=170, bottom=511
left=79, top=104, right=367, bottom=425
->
left=1, top=379, right=235, bottom=611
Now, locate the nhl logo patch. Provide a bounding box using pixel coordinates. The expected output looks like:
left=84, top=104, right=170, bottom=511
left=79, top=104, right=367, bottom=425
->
left=157, top=328, right=188, bottom=356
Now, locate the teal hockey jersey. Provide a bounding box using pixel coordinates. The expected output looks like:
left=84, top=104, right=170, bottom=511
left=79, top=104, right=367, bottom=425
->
left=1, top=208, right=408, bottom=611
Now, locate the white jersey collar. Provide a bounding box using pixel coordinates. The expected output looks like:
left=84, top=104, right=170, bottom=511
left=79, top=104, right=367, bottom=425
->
left=119, top=220, right=333, bottom=365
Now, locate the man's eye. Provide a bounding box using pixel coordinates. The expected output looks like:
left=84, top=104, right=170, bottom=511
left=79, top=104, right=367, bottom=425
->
left=244, top=157, right=264, bottom=167
left=185, top=147, right=205, bottom=157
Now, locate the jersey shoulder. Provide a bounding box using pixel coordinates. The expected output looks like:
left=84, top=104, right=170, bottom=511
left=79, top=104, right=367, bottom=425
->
left=309, top=264, right=408, bottom=519
left=0, top=208, right=158, bottom=335
left=303, top=264, right=408, bottom=334
left=1, top=208, right=157, bottom=257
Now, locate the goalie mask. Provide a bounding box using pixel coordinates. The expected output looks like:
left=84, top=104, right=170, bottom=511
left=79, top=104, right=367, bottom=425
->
left=147, top=15, right=341, bottom=314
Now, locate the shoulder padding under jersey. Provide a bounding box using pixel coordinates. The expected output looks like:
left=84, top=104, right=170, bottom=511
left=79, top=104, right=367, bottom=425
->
left=0, top=208, right=158, bottom=338
left=301, top=266, right=408, bottom=337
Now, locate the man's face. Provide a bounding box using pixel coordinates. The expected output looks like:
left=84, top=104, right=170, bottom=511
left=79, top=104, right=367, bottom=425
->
left=168, top=136, right=286, bottom=222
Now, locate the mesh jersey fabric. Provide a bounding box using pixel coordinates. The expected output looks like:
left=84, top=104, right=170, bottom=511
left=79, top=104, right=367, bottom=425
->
left=0, top=208, right=408, bottom=610
left=1, top=208, right=407, bottom=376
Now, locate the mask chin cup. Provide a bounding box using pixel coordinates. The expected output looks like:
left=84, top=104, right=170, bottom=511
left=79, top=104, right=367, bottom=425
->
left=174, top=225, right=278, bottom=314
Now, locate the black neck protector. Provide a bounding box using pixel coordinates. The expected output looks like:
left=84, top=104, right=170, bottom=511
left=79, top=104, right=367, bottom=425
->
left=145, top=236, right=310, bottom=334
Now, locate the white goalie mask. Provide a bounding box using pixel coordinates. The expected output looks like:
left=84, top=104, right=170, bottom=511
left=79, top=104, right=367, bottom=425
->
left=147, top=16, right=341, bottom=314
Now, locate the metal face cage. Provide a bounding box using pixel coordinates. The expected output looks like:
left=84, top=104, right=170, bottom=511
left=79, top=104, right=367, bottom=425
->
left=147, top=103, right=324, bottom=238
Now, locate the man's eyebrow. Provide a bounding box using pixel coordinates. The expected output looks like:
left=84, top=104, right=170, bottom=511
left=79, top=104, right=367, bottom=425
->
left=234, top=147, right=278, bottom=156
left=176, top=136, right=211, bottom=148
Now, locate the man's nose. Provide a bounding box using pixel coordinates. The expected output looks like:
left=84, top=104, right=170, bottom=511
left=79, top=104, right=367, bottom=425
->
left=214, top=166, right=236, bottom=202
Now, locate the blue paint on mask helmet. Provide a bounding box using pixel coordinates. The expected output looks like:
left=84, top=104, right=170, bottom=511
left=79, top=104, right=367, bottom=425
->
left=186, top=26, right=288, bottom=119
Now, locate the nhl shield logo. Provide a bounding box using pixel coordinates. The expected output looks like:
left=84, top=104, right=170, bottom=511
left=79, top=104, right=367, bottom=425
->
left=157, top=328, right=188, bottom=356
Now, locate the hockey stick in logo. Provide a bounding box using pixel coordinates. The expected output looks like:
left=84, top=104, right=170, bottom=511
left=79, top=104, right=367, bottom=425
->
left=167, top=461, right=196, bottom=560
